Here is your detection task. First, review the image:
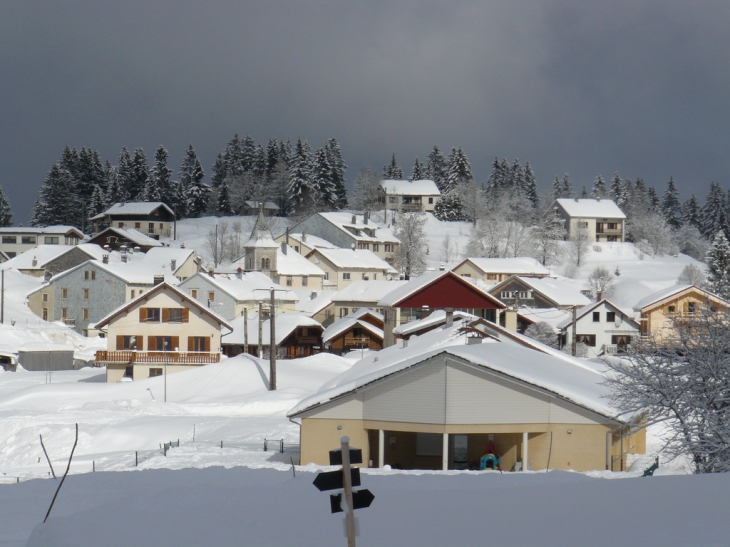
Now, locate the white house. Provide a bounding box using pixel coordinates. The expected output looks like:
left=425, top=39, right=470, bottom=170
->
left=379, top=179, right=441, bottom=213
left=552, top=198, right=626, bottom=243
left=0, top=226, right=84, bottom=257
left=90, top=202, right=175, bottom=239
left=306, top=248, right=398, bottom=291
left=558, top=299, right=640, bottom=357
left=452, top=257, right=551, bottom=284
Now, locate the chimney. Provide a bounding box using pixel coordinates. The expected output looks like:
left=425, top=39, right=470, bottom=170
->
left=364, top=212, right=369, bottom=225
left=281, top=242, right=287, bottom=255
left=236, top=267, right=243, bottom=280
left=31, top=256, right=38, bottom=267
left=103, top=245, right=110, bottom=251
left=504, top=308, right=518, bottom=332
left=102, top=254, right=109, bottom=264
left=285, top=227, right=290, bottom=247
left=208, top=268, right=215, bottom=277
left=302, top=232, right=307, bottom=242
left=310, top=291, right=318, bottom=300
left=574, top=197, right=579, bottom=202
left=445, top=308, right=454, bottom=328
left=134, top=246, right=141, bottom=253
left=153, top=274, right=164, bottom=286
left=121, top=255, right=128, bottom=263
left=170, top=259, right=177, bottom=271
left=597, top=290, right=603, bottom=302
left=180, top=243, right=185, bottom=248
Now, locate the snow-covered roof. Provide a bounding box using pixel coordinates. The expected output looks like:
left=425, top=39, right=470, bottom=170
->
left=19, top=342, right=75, bottom=352
left=223, top=312, right=321, bottom=346
left=279, top=232, right=336, bottom=250
left=185, top=272, right=298, bottom=303
left=310, top=248, right=398, bottom=273
left=35, top=254, right=179, bottom=287
left=393, top=309, right=476, bottom=336
left=380, top=179, right=441, bottom=196
left=142, top=247, right=196, bottom=275
left=348, top=308, right=384, bottom=322
left=94, top=282, right=232, bottom=331
left=316, top=212, right=400, bottom=244
left=632, top=284, right=699, bottom=311
left=322, top=316, right=384, bottom=344
left=518, top=307, right=572, bottom=332
left=556, top=299, right=639, bottom=329
left=244, top=200, right=279, bottom=210
left=289, top=328, right=621, bottom=421
left=491, top=275, right=591, bottom=308
left=377, top=270, right=505, bottom=308
left=0, top=225, right=84, bottom=236
left=92, top=227, right=163, bottom=248
left=274, top=245, right=326, bottom=277
left=554, top=198, right=626, bottom=219
left=90, top=201, right=174, bottom=220
left=292, top=289, right=337, bottom=316
left=332, top=280, right=408, bottom=304
left=456, top=257, right=550, bottom=276
left=0, top=245, right=96, bottom=270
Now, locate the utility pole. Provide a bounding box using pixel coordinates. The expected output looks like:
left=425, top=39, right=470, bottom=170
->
left=258, top=302, right=263, bottom=359
left=243, top=307, right=248, bottom=356
left=173, top=205, right=177, bottom=240
left=1, top=269, right=4, bottom=324
left=571, top=305, right=578, bottom=357
left=270, top=288, right=277, bottom=390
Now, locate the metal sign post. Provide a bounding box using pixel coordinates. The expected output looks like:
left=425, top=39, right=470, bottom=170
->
left=341, top=437, right=356, bottom=547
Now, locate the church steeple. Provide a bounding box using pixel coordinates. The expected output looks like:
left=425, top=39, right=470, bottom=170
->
left=242, top=202, right=278, bottom=274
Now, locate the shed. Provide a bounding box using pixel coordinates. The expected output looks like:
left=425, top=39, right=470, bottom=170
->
left=18, top=343, right=76, bottom=371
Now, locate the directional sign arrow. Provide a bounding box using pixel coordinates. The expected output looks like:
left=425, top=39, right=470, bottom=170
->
left=329, top=489, right=375, bottom=513
left=313, top=468, right=361, bottom=492
left=329, top=448, right=363, bottom=466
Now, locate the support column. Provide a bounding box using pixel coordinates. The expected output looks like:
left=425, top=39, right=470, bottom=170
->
left=442, top=433, right=449, bottom=471
left=378, top=430, right=385, bottom=469
left=522, top=432, right=529, bottom=471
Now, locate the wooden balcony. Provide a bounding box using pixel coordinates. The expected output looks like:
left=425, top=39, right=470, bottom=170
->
left=95, top=351, right=221, bottom=365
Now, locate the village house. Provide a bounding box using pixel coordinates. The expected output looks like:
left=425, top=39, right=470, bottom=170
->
left=141, top=247, right=201, bottom=281
left=558, top=299, right=640, bottom=357
left=322, top=309, right=385, bottom=355
left=452, top=257, right=550, bottom=285
left=331, top=279, right=408, bottom=319
left=240, top=200, right=279, bottom=216
left=288, top=335, right=645, bottom=472
left=293, top=289, right=337, bottom=327
left=222, top=312, right=323, bottom=359
left=235, top=243, right=326, bottom=290
left=1, top=244, right=103, bottom=277
left=273, top=231, right=336, bottom=257
left=286, top=211, right=400, bottom=264
left=488, top=275, right=591, bottom=311
left=0, top=226, right=84, bottom=258
left=90, top=202, right=175, bottom=240
left=94, top=282, right=232, bottom=383
left=378, top=179, right=441, bottom=214
left=632, top=284, right=729, bottom=340
left=306, top=248, right=398, bottom=291
left=177, top=271, right=298, bottom=321
left=551, top=198, right=626, bottom=243
left=87, top=226, right=163, bottom=253
left=393, top=309, right=476, bottom=340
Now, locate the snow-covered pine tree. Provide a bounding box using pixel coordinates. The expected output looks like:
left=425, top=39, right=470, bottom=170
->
left=217, top=181, right=233, bottom=216
left=591, top=175, right=607, bottom=198
left=560, top=173, right=573, bottom=198
left=240, top=135, right=256, bottom=173
left=681, top=194, right=703, bottom=231
left=426, top=146, right=448, bottom=192
left=265, top=138, right=280, bottom=182
left=210, top=153, right=227, bottom=188
left=88, top=184, right=106, bottom=219
left=225, top=134, right=244, bottom=178
left=705, top=232, right=730, bottom=299
left=105, top=163, right=124, bottom=206
left=433, top=192, right=466, bottom=221
left=580, top=186, right=589, bottom=198
left=383, top=153, right=403, bottom=180
left=185, top=175, right=210, bottom=219
left=410, top=157, right=425, bottom=181
left=498, top=158, right=511, bottom=193
left=252, top=144, right=267, bottom=179
left=178, top=145, right=206, bottom=218
left=661, top=177, right=682, bottom=230
left=287, top=138, right=312, bottom=215
left=310, top=146, right=338, bottom=210
left=509, top=159, right=525, bottom=198
left=523, top=161, right=539, bottom=208
left=141, top=173, right=162, bottom=202
left=131, top=148, right=150, bottom=201
left=279, top=139, right=292, bottom=171
left=326, top=138, right=348, bottom=209
left=531, top=208, right=566, bottom=266
left=647, top=186, right=660, bottom=212
left=117, top=147, right=134, bottom=199
left=609, top=172, right=625, bottom=207
left=0, top=185, right=12, bottom=227
left=31, top=163, right=73, bottom=226
left=152, top=145, right=173, bottom=206
left=445, top=147, right=472, bottom=193
left=485, top=157, right=503, bottom=203
left=59, top=146, right=80, bottom=181
left=701, top=182, right=728, bottom=240
left=550, top=176, right=563, bottom=201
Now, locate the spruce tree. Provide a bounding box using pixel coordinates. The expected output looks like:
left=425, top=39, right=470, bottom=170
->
left=523, top=161, right=539, bottom=208
left=326, top=138, right=348, bottom=209
left=701, top=182, right=728, bottom=240
left=647, top=186, right=660, bottom=212
left=681, top=194, right=703, bottom=231
left=560, top=174, right=573, bottom=198
left=117, top=147, right=134, bottom=199
left=445, top=147, right=472, bottom=193
left=706, top=232, right=730, bottom=299
left=383, top=153, right=403, bottom=180
left=217, top=182, right=233, bottom=216
left=151, top=145, right=173, bottom=206
left=410, top=157, right=425, bottom=181
left=610, top=172, right=625, bottom=207
left=105, top=164, right=124, bottom=206
left=0, top=185, right=12, bottom=227
left=265, top=138, right=280, bottom=181
left=580, top=186, right=589, bottom=198
left=287, top=138, right=313, bottom=214
left=551, top=176, right=563, bottom=201
left=241, top=135, right=256, bottom=173
left=279, top=139, right=292, bottom=171
left=130, top=148, right=149, bottom=201
left=591, top=175, right=607, bottom=198
left=485, top=157, right=503, bottom=202
left=31, top=163, right=73, bottom=226
left=252, top=144, right=267, bottom=178
left=509, top=159, right=525, bottom=198
left=426, top=146, right=448, bottom=192
left=225, top=134, right=244, bottom=178
left=433, top=192, right=466, bottom=221
left=210, top=153, right=227, bottom=188
left=661, top=177, right=682, bottom=230
left=179, top=145, right=206, bottom=217
left=88, top=184, right=106, bottom=219
left=310, top=146, right=338, bottom=210
left=141, top=173, right=162, bottom=202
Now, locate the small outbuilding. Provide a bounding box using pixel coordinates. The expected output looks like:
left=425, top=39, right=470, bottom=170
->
left=17, top=343, right=76, bottom=371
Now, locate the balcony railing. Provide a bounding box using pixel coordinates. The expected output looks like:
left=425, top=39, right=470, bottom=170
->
left=95, top=351, right=221, bottom=365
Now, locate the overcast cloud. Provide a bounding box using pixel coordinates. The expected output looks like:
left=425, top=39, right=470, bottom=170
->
left=1, top=0, right=729, bottom=222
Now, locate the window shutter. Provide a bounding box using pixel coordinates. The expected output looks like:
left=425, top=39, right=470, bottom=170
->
left=116, top=335, right=124, bottom=350
left=188, top=337, right=194, bottom=351
left=204, top=337, right=210, bottom=352
left=171, top=337, right=179, bottom=351
left=139, top=308, right=147, bottom=322
left=182, top=308, right=189, bottom=323
left=148, top=336, right=157, bottom=351
left=136, top=336, right=144, bottom=351
left=162, top=308, right=170, bottom=322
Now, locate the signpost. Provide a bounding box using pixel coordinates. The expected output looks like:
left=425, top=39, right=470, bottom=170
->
left=313, top=437, right=375, bottom=547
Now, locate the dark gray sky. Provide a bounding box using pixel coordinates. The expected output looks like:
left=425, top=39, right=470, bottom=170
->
left=2, top=1, right=729, bottom=223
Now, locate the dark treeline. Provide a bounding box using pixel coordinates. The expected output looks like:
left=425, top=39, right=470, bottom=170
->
left=29, top=135, right=347, bottom=230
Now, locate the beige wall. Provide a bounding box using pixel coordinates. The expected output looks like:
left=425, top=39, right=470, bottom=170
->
left=277, top=275, right=324, bottom=291
left=641, top=290, right=726, bottom=338
left=300, top=418, right=371, bottom=467
left=28, top=289, right=54, bottom=322
left=115, top=220, right=172, bottom=238
left=451, top=261, right=523, bottom=285
left=174, top=255, right=199, bottom=280
left=564, top=217, right=624, bottom=243
left=309, top=254, right=390, bottom=291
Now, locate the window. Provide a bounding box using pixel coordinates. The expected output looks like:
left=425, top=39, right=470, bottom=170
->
left=384, top=244, right=394, bottom=253
left=82, top=308, right=89, bottom=320
left=118, top=222, right=124, bottom=228
left=286, top=276, right=293, bottom=286
left=667, top=305, right=676, bottom=314
left=83, top=288, right=89, bottom=300
left=21, top=236, right=35, bottom=244
left=576, top=334, right=596, bottom=347
left=607, top=223, right=618, bottom=230
left=148, top=223, right=155, bottom=234
left=606, top=311, right=616, bottom=322
left=61, top=308, right=68, bottom=319
left=358, top=242, right=369, bottom=249
left=188, top=336, right=209, bottom=352
left=84, top=270, right=96, bottom=280
left=208, top=291, right=215, bottom=301
left=415, top=433, right=443, bottom=457
left=261, top=257, right=271, bottom=270
left=611, top=335, right=632, bottom=346
left=340, top=308, right=349, bottom=317
left=131, top=290, right=135, bottom=298
left=324, top=272, right=329, bottom=281
left=135, top=222, right=141, bottom=229
left=343, top=273, right=351, bottom=280
left=149, top=368, right=162, bottom=377
left=118, top=335, right=142, bottom=350
left=578, top=221, right=589, bottom=228
left=140, top=307, right=161, bottom=322
left=500, top=291, right=513, bottom=299
left=42, top=308, right=48, bottom=321
left=191, top=289, right=198, bottom=299
left=159, top=223, right=164, bottom=229
left=389, top=196, right=397, bottom=204
left=42, top=293, right=48, bottom=302
left=325, top=310, right=331, bottom=318
left=61, top=288, right=68, bottom=299
left=373, top=274, right=377, bottom=280
left=429, top=197, right=434, bottom=204
left=373, top=244, right=379, bottom=252
left=163, top=308, right=186, bottom=322
left=44, top=237, right=59, bottom=244
left=486, top=274, right=497, bottom=280
left=687, top=302, right=697, bottom=314
left=148, top=336, right=174, bottom=351
left=2, top=235, right=17, bottom=244
left=592, top=312, right=600, bottom=322
left=294, top=246, right=300, bottom=253
left=302, top=276, right=308, bottom=287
